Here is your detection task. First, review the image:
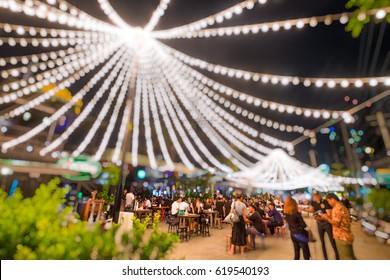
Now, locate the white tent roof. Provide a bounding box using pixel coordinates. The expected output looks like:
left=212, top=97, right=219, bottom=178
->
left=227, top=149, right=344, bottom=192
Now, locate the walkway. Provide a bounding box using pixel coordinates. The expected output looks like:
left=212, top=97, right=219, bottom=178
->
left=161, top=216, right=390, bottom=260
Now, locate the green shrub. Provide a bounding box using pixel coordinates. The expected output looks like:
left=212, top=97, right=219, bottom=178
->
left=0, top=178, right=178, bottom=260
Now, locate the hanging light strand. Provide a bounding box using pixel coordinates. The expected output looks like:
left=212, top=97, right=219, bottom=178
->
left=39, top=51, right=130, bottom=156
left=97, top=0, right=133, bottom=30
left=159, top=52, right=251, bottom=170
left=182, top=66, right=309, bottom=140
left=94, top=53, right=134, bottom=161
left=1, top=44, right=95, bottom=81
left=1, top=41, right=112, bottom=94
left=0, top=22, right=110, bottom=40
left=154, top=49, right=233, bottom=172
left=140, top=54, right=158, bottom=169
left=144, top=0, right=171, bottom=32
left=152, top=0, right=265, bottom=39
left=0, top=42, right=122, bottom=122
left=73, top=55, right=133, bottom=158
left=158, top=7, right=390, bottom=39
left=145, top=59, right=175, bottom=169
left=167, top=43, right=390, bottom=89
left=162, top=47, right=346, bottom=120
left=0, top=41, right=121, bottom=106
left=1, top=46, right=127, bottom=152
left=0, top=0, right=118, bottom=33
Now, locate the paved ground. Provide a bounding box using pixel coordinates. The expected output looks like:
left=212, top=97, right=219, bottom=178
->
left=160, top=215, right=390, bottom=260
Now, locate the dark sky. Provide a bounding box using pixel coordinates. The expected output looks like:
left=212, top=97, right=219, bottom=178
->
left=1, top=0, right=389, bottom=169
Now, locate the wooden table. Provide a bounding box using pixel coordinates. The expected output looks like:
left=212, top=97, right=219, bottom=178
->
left=152, top=206, right=169, bottom=221
left=134, top=209, right=151, bottom=223
left=178, top=214, right=200, bottom=236
left=203, top=210, right=219, bottom=228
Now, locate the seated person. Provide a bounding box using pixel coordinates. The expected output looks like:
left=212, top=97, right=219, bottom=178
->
left=267, top=202, right=284, bottom=236
left=171, top=197, right=189, bottom=217
left=244, top=204, right=265, bottom=249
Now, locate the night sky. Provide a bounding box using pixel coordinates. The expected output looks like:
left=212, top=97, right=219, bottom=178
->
left=1, top=0, right=389, bottom=169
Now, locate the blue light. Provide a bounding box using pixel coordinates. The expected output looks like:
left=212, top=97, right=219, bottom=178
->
left=329, top=126, right=335, bottom=132
left=137, top=169, right=146, bottom=180
left=9, top=179, right=19, bottom=197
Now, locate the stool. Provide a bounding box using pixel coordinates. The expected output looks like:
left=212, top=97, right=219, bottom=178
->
left=214, top=217, right=222, bottom=229
left=275, top=226, right=286, bottom=239
left=226, top=233, right=232, bottom=251
left=168, top=223, right=178, bottom=233
left=177, top=225, right=189, bottom=241
left=200, top=223, right=210, bottom=237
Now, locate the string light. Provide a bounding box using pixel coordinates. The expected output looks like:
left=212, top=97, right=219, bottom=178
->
left=74, top=54, right=133, bottom=158
left=153, top=6, right=390, bottom=39
left=144, top=0, right=171, bottom=32
left=156, top=43, right=345, bottom=122
left=39, top=53, right=129, bottom=156
left=94, top=54, right=133, bottom=161
left=0, top=44, right=122, bottom=125
left=0, top=0, right=118, bottom=33
left=154, top=50, right=233, bottom=172
left=1, top=47, right=127, bottom=152
left=159, top=53, right=251, bottom=170
left=152, top=0, right=264, bottom=39
left=177, top=64, right=307, bottom=144
left=97, top=0, right=132, bottom=30
left=0, top=42, right=120, bottom=104
left=168, top=44, right=390, bottom=89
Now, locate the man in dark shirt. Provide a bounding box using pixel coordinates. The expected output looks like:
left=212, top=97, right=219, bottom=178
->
left=306, top=193, right=339, bottom=260
left=267, top=202, right=284, bottom=236
left=244, top=204, right=265, bottom=249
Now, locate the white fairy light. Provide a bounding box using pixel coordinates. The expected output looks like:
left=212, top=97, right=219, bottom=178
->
left=1, top=47, right=126, bottom=150
left=144, top=0, right=171, bottom=32
left=73, top=56, right=132, bottom=158
left=152, top=0, right=263, bottom=39
left=155, top=51, right=234, bottom=172
left=0, top=42, right=119, bottom=105
left=39, top=53, right=128, bottom=156
left=166, top=44, right=390, bottom=90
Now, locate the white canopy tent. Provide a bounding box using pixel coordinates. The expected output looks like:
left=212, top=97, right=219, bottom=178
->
left=227, top=149, right=345, bottom=193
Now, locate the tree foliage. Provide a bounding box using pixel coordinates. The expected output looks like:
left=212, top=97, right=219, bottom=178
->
left=367, top=188, right=390, bottom=217
left=346, top=0, right=390, bottom=37
left=0, top=178, right=177, bottom=259
left=96, top=163, right=120, bottom=204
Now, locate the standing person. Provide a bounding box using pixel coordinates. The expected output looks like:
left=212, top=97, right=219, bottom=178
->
left=125, top=190, right=135, bottom=212
left=216, top=196, right=226, bottom=218
left=227, top=194, right=247, bottom=255
left=320, top=193, right=357, bottom=260
left=341, top=195, right=352, bottom=210
left=306, top=193, right=339, bottom=260
left=244, top=204, right=265, bottom=249
left=267, top=202, right=284, bottom=236
left=224, top=197, right=232, bottom=219
left=284, top=198, right=311, bottom=260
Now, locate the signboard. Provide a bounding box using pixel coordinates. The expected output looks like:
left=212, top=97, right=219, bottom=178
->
left=57, top=155, right=102, bottom=181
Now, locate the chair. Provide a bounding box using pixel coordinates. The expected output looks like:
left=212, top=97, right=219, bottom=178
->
left=177, top=224, right=189, bottom=241
left=252, top=233, right=266, bottom=250
left=200, top=222, right=210, bottom=237
left=167, top=216, right=179, bottom=233
left=275, top=225, right=286, bottom=239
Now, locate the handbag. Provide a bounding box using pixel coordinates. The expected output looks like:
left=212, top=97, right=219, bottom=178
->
left=226, top=202, right=240, bottom=223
